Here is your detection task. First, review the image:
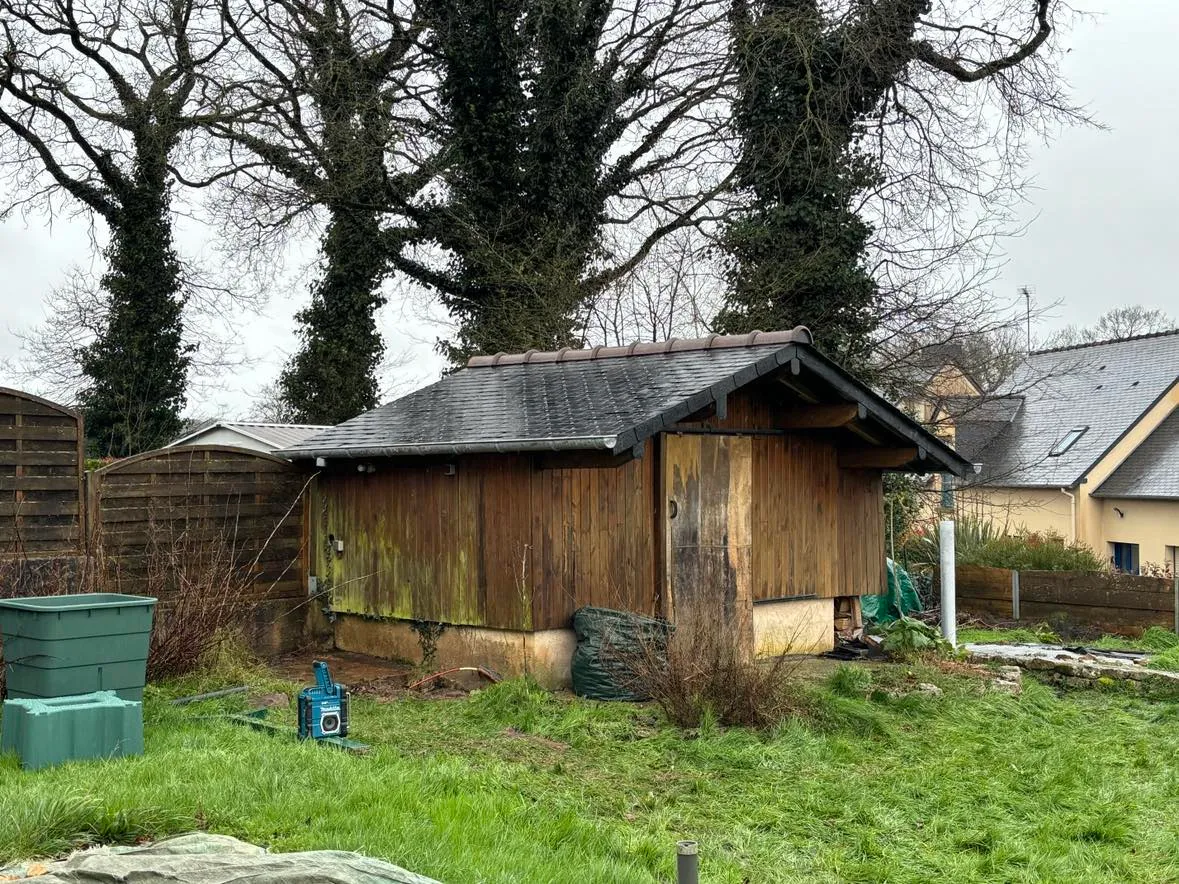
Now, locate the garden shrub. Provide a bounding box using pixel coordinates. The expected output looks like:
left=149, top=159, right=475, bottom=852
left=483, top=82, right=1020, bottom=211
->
left=901, top=518, right=1104, bottom=571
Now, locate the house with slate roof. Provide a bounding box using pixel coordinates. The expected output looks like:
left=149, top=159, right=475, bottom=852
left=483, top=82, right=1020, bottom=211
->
left=283, top=329, right=971, bottom=686
left=948, top=330, right=1179, bottom=574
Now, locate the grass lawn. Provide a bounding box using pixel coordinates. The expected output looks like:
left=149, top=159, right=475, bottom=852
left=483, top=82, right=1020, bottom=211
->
left=6, top=660, right=1179, bottom=883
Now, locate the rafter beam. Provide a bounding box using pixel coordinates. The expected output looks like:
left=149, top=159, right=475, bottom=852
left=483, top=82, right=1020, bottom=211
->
left=776, top=375, right=819, bottom=403
left=777, top=403, right=866, bottom=429
left=839, top=447, right=920, bottom=469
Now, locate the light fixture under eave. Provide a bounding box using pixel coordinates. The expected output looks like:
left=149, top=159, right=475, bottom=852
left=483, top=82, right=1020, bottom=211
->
left=315, top=456, right=327, bottom=468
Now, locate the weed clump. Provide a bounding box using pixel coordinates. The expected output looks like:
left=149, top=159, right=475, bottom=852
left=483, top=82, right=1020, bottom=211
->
left=628, top=604, right=805, bottom=730
left=829, top=664, right=874, bottom=698
left=876, top=616, right=952, bottom=660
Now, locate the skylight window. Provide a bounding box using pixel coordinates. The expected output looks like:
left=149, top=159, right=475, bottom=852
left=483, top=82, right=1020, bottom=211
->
left=1049, top=426, right=1088, bottom=457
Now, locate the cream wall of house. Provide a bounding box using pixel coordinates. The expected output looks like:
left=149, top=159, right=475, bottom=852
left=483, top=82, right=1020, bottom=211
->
left=955, top=486, right=1074, bottom=538
left=913, top=367, right=984, bottom=446
left=1074, top=388, right=1179, bottom=554
left=1098, top=499, right=1179, bottom=568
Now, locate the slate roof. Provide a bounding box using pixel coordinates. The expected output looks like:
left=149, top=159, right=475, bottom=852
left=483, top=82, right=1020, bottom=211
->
left=283, top=330, right=972, bottom=476
left=947, top=396, right=1024, bottom=462
left=169, top=422, right=333, bottom=450
left=968, top=330, right=1179, bottom=488
left=1093, top=408, right=1179, bottom=499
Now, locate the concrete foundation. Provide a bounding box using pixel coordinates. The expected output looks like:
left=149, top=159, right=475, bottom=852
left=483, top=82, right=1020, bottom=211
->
left=334, top=614, right=578, bottom=689
left=335, top=599, right=835, bottom=688
left=752, top=597, right=835, bottom=656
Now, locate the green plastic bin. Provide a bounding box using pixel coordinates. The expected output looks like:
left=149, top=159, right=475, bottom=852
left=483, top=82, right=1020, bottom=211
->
left=1, top=691, right=144, bottom=770
left=0, top=593, right=156, bottom=701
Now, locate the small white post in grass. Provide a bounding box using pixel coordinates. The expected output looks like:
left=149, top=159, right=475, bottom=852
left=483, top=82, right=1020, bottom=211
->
left=940, top=518, right=957, bottom=647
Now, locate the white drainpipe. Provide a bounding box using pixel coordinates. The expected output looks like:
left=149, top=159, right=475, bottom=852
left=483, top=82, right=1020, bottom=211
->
left=1059, top=487, right=1076, bottom=545
left=940, top=518, right=957, bottom=647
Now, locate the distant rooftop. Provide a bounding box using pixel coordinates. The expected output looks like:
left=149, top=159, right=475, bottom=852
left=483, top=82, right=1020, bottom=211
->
left=1093, top=408, right=1179, bottom=500
left=968, top=330, right=1179, bottom=488
left=169, top=421, right=333, bottom=451
left=1029, top=328, right=1179, bottom=356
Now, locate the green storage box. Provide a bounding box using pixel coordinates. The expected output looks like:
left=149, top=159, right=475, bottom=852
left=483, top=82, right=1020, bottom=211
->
left=1, top=691, right=144, bottom=770
left=0, top=593, right=156, bottom=701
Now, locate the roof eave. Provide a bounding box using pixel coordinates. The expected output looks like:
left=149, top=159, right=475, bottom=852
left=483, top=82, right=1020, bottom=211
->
left=789, top=346, right=975, bottom=477
left=284, top=435, right=620, bottom=460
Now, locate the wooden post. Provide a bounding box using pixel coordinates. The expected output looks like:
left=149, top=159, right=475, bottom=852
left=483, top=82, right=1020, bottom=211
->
left=1173, top=575, right=1178, bottom=635
left=1012, top=570, right=1021, bottom=621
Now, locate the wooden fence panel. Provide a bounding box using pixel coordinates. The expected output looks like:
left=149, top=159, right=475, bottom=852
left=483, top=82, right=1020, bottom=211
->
left=952, top=565, right=1176, bottom=635
left=0, top=388, right=84, bottom=558
left=89, top=446, right=310, bottom=604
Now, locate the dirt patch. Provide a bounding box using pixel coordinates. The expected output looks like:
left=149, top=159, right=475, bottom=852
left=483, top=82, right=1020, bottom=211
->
left=272, top=651, right=413, bottom=690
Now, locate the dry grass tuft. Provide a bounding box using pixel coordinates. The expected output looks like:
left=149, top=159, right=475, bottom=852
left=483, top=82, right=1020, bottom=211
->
left=627, top=602, right=805, bottom=729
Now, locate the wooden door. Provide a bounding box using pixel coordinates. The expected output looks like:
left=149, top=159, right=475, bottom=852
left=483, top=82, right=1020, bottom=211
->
left=662, top=434, right=753, bottom=637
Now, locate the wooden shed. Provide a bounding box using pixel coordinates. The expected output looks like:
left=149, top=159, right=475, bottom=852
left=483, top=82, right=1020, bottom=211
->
left=285, top=329, right=971, bottom=685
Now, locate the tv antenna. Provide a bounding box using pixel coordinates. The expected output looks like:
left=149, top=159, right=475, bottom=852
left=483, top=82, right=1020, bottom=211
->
left=1018, top=285, right=1034, bottom=352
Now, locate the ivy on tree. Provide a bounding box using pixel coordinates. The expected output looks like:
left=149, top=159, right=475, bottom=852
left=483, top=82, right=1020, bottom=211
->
left=79, top=186, right=191, bottom=456
left=405, top=0, right=730, bottom=365
left=0, top=0, right=228, bottom=455
left=717, top=0, right=1059, bottom=375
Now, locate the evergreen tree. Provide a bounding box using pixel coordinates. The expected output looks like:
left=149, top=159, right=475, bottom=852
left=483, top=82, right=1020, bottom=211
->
left=717, top=0, right=1061, bottom=374
left=78, top=182, right=190, bottom=455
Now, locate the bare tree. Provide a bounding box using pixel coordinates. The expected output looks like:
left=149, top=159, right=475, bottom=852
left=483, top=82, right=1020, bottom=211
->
left=0, top=0, right=236, bottom=454
left=584, top=228, right=720, bottom=346
left=6, top=265, right=256, bottom=405
left=1047, top=305, right=1178, bottom=347
left=183, top=0, right=434, bottom=423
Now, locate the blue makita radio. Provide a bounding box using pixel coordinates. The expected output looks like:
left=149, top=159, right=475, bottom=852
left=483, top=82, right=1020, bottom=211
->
left=298, top=661, right=351, bottom=740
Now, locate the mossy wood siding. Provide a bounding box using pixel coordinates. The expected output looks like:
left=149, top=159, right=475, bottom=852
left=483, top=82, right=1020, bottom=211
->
left=317, top=453, right=657, bottom=631
left=319, top=428, right=886, bottom=630
left=672, top=386, right=887, bottom=600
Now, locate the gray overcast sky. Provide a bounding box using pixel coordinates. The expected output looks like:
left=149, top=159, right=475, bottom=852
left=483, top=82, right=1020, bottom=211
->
left=1, top=0, right=1174, bottom=418
left=993, top=2, right=1179, bottom=327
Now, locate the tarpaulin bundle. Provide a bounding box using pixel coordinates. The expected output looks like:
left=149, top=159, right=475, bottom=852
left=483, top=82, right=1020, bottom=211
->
left=570, top=606, right=671, bottom=701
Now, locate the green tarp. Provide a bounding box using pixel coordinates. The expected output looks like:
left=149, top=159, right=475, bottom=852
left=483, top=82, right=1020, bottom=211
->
left=861, top=559, right=922, bottom=624
left=571, top=606, right=671, bottom=701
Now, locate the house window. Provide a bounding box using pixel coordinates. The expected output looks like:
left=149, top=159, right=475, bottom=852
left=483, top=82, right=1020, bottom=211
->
left=1111, top=542, right=1140, bottom=575
left=1049, top=426, right=1088, bottom=457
